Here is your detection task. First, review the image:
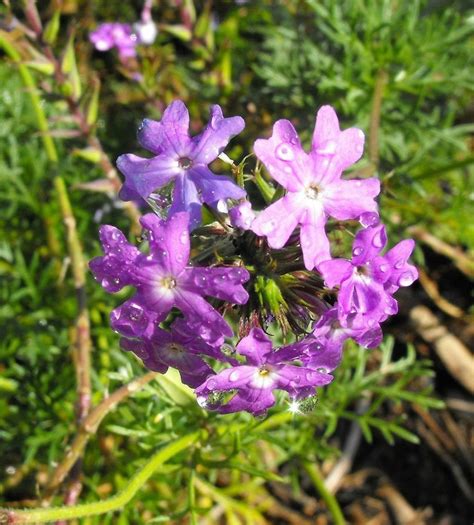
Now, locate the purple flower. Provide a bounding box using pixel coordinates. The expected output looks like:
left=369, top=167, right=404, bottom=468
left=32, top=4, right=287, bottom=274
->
left=318, top=224, right=418, bottom=329
left=251, top=106, right=380, bottom=269
left=303, top=307, right=382, bottom=372
left=90, top=23, right=138, bottom=60
left=196, top=328, right=333, bottom=416
left=89, top=212, right=250, bottom=340
left=117, top=101, right=246, bottom=229
left=229, top=200, right=255, bottom=230
left=119, top=317, right=233, bottom=387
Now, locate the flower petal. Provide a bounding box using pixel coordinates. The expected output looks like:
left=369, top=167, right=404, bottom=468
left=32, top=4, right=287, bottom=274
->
left=323, top=178, right=380, bottom=221
left=167, top=173, right=203, bottom=230
left=300, top=203, right=330, bottom=270
left=140, top=212, right=190, bottom=275
left=254, top=119, right=311, bottom=190
left=182, top=266, right=249, bottom=305
left=252, top=193, right=306, bottom=249
left=236, top=328, right=273, bottom=367
left=192, top=105, right=245, bottom=164
left=117, top=153, right=179, bottom=201
left=189, top=165, right=246, bottom=205
left=318, top=258, right=353, bottom=288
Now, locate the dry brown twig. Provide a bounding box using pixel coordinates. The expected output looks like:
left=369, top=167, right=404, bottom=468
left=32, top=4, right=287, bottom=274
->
left=43, top=371, right=157, bottom=502
left=417, top=268, right=466, bottom=319
left=409, top=305, right=474, bottom=394
left=408, top=227, right=474, bottom=278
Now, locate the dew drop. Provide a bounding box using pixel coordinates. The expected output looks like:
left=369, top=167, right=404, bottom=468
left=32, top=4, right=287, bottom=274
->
left=161, top=250, right=168, bottom=258
left=372, top=230, right=385, bottom=248
left=275, top=142, right=295, bottom=161
left=207, top=379, right=217, bottom=390
left=316, top=140, right=337, bottom=155
left=229, top=370, right=240, bottom=382
left=260, top=220, right=276, bottom=235
left=352, top=246, right=363, bottom=257
left=179, top=231, right=188, bottom=245
left=316, top=367, right=328, bottom=374
left=395, top=259, right=405, bottom=269
left=379, top=264, right=389, bottom=273
left=128, top=305, right=143, bottom=321
left=398, top=272, right=415, bottom=287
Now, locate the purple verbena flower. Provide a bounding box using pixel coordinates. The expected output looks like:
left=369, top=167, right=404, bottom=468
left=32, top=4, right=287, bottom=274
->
left=229, top=200, right=255, bottom=230
left=90, top=23, right=138, bottom=60
left=119, top=316, right=234, bottom=387
left=302, top=307, right=382, bottom=375
left=89, top=212, right=250, bottom=340
left=251, top=105, right=380, bottom=269
left=196, top=328, right=333, bottom=416
left=318, top=224, right=418, bottom=330
left=117, top=101, right=246, bottom=229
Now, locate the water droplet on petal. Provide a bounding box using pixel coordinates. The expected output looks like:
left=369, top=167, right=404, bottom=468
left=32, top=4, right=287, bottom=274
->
left=229, top=370, right=240, bottom=382
left=207, top=379, right=217, bottom=390
left=275, top=142, right=295, bottom=161
left=128, top=304, right=143, bottom=321
left=395, top=259, right=405, bottom=269
left=179, top=231, right=188, bottom=245
left=161, top=250, right=168, bottom=258
left=398, top=272, right=415, bottom=287
left=316, top=140, right=337, bottom=155
left=372, top=230, right=385, bottom=248
left=316, top=367, right=328, bottom=374
left=260, top=220, right=276, bottom=235
left=379, top=264, right=389, bottom=273
left=176, top=254, right=183, bottom=263
left=352, top=246, right=363, bottom=257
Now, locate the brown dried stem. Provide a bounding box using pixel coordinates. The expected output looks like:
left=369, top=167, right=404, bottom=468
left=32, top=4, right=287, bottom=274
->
left=408, top=226, right=474, bottom=278
left=43, top=371, right=157, bottom=502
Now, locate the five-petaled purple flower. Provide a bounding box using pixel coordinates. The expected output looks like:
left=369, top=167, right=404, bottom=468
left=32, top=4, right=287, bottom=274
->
left=117, top=100, right=246, bottom=229
left=90, top=23, right=138, bottom=60
left=89, top=212, right=250, bottom=341
left=319, top=224, right=418, bottom=330
left=251, top=106, right=380, bottom=270
left=196, top=328, right=334, bottom=416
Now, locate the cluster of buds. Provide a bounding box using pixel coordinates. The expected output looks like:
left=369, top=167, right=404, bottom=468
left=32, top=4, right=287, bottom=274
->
left=89, top=100, right=418, bottom=416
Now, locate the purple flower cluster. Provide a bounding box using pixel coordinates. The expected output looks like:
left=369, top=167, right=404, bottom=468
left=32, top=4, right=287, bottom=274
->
left=90, top=23, right=138, bottom=61
left=90, top=100, right=418, bottom=416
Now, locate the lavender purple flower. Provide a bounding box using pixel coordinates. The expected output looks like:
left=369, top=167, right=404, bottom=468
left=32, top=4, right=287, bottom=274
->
left=251, top=106, right=380, bottom=270
left=196, top=328, right=334, bottom=416
left=90, top=23, right=138, bottom=60
left=319, top=224, right=418, bottom=330
left=117, top=100, right=246, bottom=229
left=89, top=212, right=250, bottom=340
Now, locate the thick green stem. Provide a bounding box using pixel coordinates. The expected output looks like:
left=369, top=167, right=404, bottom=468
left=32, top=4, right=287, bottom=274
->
left=1, top=432, right=201, bottom=524
left=0, top=30, right=58, bottom=163
left=302, top=460, right=346, bottom=525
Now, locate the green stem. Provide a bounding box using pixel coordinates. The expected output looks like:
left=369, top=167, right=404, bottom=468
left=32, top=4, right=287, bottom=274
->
left=302, top=460, right=346, bottom=525
left=1, top=432, right=201, bottom=524
left=0, top=30, right=58, bottom=163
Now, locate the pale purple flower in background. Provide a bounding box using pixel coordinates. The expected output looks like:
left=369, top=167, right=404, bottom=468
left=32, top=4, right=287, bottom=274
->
left=318, top=224, right=418, bottom=330
left=89, top=212, right=250, bottom=340
left=90, top=23, right=138, bottom=60
left=251, top=105, right=380, bottom=269
left=117, top=101, right=246, bottom=229
left=229, top=200, right=255, bottom=230
left=196, top=328, right=333, bottom=416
